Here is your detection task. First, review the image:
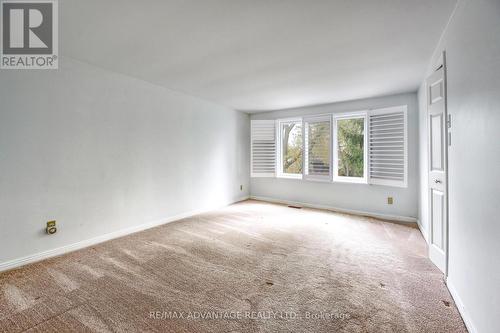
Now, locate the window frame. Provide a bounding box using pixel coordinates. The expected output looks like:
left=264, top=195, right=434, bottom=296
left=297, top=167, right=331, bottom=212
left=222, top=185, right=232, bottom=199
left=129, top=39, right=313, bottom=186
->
left=276, top=117, right=303, bottom=180
left=333, top=111, right=368, bottom=184
left=266, top=105, right=407, bottom=187
left=303, top=114, right=333, bottom=182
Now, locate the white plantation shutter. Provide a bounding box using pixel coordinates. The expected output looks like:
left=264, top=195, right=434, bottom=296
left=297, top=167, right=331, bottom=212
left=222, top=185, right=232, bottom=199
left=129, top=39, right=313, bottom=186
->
left=304, top=115, right=331, bottom=180
left=251, top=120, right=276, bottom=177
left=368, top=106, right=408, bottom=187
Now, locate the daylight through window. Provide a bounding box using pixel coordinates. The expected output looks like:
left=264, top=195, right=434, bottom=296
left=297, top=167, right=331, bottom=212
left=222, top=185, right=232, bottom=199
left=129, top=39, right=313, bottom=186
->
left=304, top=117, right=331, bottom=179
left=335, top=116, right=366, bottom=181
left=253, top=106, right=406, bottom=187
left=280, top=120, right=303, bottom=177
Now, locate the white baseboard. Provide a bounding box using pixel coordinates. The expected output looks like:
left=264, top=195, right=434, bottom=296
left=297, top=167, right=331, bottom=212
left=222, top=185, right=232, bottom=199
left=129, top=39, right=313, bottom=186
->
left=0, top=195, right=249, bottom=273
left=416, top=219, right=430, bottom=244
left=446, top=278, right=477, bottom=333
left=249, top=195, right=417, bottom=224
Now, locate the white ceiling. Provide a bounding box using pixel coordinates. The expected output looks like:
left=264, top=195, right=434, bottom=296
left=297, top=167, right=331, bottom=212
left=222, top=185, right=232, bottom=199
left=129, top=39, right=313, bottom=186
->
left=61, top=0, right=457, bottom=112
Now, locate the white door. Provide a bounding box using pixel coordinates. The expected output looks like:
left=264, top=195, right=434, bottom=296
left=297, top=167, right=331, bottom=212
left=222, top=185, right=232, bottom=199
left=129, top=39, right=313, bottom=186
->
left=427, top=66, right=448, bottom=274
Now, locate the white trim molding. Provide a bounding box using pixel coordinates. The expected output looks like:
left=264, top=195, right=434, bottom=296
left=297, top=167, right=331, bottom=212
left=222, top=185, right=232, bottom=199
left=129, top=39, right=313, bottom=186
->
left=0, top=196, right=249, bottom=273
left=416, top=219, right=430, bottom=244
left=446, top=278, right=478, bottom=333
left=250, top=195, right=417, bottom=224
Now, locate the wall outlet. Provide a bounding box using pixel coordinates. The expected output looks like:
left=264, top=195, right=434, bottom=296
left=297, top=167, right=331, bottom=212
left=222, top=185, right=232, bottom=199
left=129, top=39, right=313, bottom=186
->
left=240, top=185, right=243, bottom=191
left=46, top=221, right=57, bottom=235
left=387, top=197, right=394, bottom=205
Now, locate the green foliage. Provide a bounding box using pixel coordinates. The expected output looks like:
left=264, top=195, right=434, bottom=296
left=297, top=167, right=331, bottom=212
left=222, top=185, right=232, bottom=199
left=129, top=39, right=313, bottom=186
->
left=282, top=123, right=303, bottom=174
left=281, top=119, right=363, bottom=177
left=337, top=118, right=364, bottom=177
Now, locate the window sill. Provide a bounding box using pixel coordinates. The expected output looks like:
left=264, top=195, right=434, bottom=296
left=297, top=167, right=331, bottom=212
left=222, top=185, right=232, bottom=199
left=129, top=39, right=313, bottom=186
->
left=304, top=176, right=332, bottom=183
left=275, top=174, right=371, bottom=185
left=333, top=177, right=368, bottom=185
left=277, top=174, right=303, bottom=180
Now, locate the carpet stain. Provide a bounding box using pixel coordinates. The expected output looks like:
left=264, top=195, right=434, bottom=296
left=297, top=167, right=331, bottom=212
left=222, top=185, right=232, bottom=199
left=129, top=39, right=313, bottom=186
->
left=74, top=264, right=105, bottom=279
left=69, top=305, right=113, bottom=333
left=121, top=248, right=141, bottom=260
left=101, top=257, right=137, bottom=273
left=150, top=241, right=191, bottom=256
left=2, top=284, right=35, bottom=311
left=47, top=268, right=79, bottom=292
left=211, top=221, right=269, bottom=241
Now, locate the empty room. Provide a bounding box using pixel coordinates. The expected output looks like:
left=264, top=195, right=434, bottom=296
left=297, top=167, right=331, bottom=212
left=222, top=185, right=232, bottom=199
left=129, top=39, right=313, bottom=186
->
left=0, top=0, right=499, bottom=332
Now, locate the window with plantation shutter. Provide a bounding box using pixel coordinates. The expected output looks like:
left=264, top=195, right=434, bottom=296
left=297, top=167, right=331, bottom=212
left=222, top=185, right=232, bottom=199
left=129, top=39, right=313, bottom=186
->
left=251, top=120, right=276, bottom=177
left=368, top=106, right=408, bottom=187
left=304, top=115, right=331, bottom=181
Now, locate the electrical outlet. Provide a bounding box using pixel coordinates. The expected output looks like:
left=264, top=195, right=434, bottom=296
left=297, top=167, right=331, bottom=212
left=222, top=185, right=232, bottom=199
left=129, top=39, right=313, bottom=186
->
left=240, top=185, right=243, bottom=191
left=46, top=220, right=57, bottom=235
left=387, top=197, right=394, bottom=205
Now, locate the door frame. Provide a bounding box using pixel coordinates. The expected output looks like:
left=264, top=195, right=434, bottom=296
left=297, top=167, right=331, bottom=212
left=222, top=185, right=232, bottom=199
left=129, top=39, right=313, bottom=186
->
left=427, top=50, right=450, bottom=276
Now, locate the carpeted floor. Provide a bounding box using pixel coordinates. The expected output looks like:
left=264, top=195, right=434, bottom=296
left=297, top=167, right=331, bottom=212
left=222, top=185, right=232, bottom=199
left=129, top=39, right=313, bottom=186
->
left=0, top=200, right=466, bottom=332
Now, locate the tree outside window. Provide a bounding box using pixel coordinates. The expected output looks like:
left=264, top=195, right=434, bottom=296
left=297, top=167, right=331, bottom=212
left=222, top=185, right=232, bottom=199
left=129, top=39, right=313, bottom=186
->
left=337, top=118, right=364, bottom=178
left=281, top=122, right=303, bottom=174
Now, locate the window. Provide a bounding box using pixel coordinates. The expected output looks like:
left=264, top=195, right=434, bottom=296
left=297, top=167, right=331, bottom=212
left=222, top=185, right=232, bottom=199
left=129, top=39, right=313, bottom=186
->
left=252, top=105, right=407, bottom=188
left=278, top=119, right=303, bottom=178
left=333, top=113, right=367, bottom=183
left=304, top=116, right=331, bottom=180
left=250, top=120, right=276, bottom=177
left=368, top=106, right=408, bottom=187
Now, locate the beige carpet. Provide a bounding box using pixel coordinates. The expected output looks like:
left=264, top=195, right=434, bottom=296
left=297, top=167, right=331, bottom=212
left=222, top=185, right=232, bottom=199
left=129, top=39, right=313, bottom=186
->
left=0, top=200, right=466, bottom=332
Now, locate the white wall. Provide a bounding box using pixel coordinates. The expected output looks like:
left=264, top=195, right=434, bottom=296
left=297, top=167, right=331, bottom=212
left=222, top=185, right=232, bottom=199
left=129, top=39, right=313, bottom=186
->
left=250, top=93, right=419, bottom=220
left=417, top=85, right=429, bottom=241
left=417, top=1, right=500, bottom=332
left=0, top=57, right=249, bottom=268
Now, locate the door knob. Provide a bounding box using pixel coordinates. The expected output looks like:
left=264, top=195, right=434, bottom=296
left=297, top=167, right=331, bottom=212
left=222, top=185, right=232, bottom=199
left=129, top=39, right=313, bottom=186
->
left=435, top=179, right=442, bottom=184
